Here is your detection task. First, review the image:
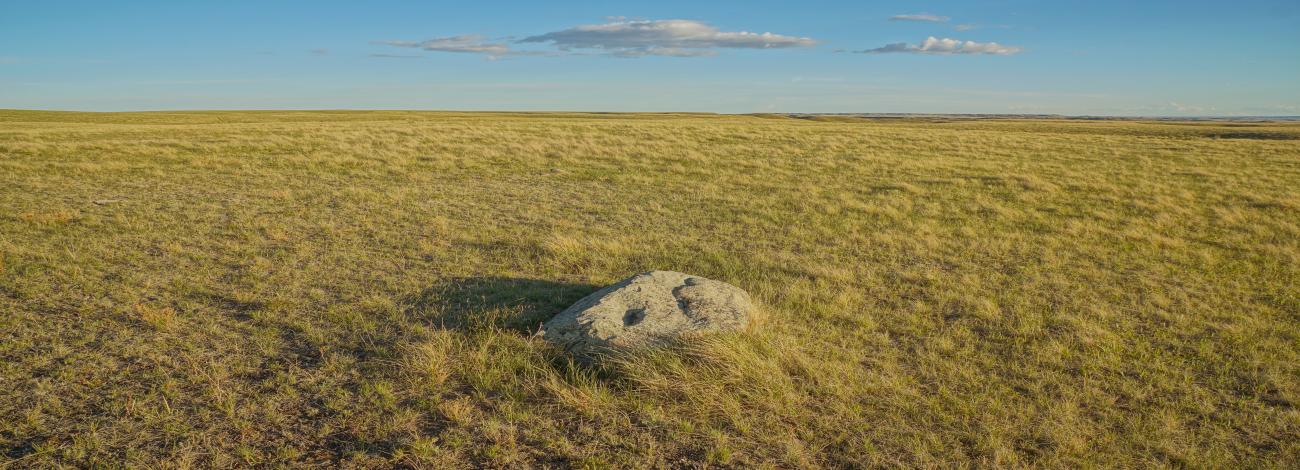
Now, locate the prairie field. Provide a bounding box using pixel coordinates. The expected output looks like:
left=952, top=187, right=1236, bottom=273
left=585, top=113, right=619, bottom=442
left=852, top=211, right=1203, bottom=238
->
left=2, top=110, right=1299, bottom=468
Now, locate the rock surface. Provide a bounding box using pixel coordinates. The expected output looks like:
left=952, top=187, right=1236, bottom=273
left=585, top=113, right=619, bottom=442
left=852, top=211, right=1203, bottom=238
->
left=538, top=271, right=754, bottom=361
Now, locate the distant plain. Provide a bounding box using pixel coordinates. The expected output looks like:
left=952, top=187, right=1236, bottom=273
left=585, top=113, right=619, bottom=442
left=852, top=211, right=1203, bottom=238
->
left=2, top=110, right=1297, bottom=467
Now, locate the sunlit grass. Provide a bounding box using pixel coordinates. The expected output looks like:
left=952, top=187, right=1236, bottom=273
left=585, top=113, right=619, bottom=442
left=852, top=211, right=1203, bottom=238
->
left=1, top=110, right=1297, bottom=467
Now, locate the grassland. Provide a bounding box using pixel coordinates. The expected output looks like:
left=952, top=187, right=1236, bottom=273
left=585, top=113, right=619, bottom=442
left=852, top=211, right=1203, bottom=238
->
left=1, top=110, right=1297, bottom=468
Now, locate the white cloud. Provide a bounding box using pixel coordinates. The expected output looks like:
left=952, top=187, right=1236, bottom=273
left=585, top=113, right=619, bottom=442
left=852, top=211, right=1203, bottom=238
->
left=856, top=37, right=1023, bottom=55
left=519, top=19, right=816, bottom=57
left=890, top=13, right=950, bottom=23
left=379, top=35, right=511, bottom=56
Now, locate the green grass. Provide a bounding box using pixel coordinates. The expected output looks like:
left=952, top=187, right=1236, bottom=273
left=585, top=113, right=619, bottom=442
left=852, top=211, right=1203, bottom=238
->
left=1, top=110, right=1297, bottom=468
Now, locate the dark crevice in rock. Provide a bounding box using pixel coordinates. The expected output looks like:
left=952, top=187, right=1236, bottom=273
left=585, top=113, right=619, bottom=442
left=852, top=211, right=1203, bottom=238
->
left=623, top=308, right=646, bottom=327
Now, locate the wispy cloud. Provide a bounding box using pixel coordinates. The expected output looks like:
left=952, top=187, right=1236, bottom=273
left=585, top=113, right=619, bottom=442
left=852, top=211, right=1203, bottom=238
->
left=954, top=23, right=1012, bottom=32
left=1240, top=104, right=1300, bottom=114
left=606, top=47, right=718, bottom=58
left=890, top=14, right=1016, bottom=33
left=1164, top=102, right=1214, bottom=114
left=791, top=76, right=845, bottom=83
left=379, top=35, right=512, bottom=56
left=369, top=53, right=425, bottom=59
left=309, top=48, right=330, bottom=56
left=378, top=19, right=815, bottom=59
left=854, top=37, right=1023, bottom=55
left=519, top=19, right=817, bottom=57
left=890, top=13, right=950, bottom=23
left=134, top=79, right=274, bottom=86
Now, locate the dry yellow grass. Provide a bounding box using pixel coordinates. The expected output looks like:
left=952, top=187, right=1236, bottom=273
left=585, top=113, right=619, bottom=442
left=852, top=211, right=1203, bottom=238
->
left=1, top=110, right=1298, bottom=467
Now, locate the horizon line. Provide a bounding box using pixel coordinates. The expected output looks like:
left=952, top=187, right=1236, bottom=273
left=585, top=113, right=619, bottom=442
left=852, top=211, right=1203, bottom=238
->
left=3, top=108, right=1299, bottom=121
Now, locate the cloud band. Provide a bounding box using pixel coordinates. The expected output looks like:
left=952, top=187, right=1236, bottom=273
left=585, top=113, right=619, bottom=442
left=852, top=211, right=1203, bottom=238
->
left=855, top=37, right=1022, bottom=55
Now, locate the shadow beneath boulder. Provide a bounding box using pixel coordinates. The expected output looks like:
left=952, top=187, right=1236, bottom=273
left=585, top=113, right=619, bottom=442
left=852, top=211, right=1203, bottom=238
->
left=407, top=277, right=599, bottom=334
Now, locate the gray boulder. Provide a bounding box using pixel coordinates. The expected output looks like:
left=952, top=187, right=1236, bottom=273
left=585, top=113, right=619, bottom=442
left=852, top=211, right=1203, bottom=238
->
left=537, top=271, right=754, bottom=361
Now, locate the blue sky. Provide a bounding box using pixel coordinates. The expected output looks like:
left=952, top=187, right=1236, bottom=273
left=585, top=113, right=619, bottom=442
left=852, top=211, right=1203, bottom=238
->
left=2, top=1, right=1297, bottom=115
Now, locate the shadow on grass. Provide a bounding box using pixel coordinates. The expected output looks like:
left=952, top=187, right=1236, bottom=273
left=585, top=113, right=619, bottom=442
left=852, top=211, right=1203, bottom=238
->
left=406, top=277, right=598, bottom=334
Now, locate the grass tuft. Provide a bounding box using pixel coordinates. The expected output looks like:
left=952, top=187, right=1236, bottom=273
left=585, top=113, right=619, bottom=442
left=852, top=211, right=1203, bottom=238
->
left=133, top=304, right=177, bottom=330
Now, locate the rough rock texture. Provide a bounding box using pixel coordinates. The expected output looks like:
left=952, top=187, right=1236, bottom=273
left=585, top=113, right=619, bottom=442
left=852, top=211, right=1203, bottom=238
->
left=538, top=271, right=754, bottom=361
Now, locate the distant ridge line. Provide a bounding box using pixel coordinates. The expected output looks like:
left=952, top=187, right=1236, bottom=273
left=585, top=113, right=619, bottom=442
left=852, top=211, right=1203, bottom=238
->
left=768, top=113, right=1300, bottom=122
